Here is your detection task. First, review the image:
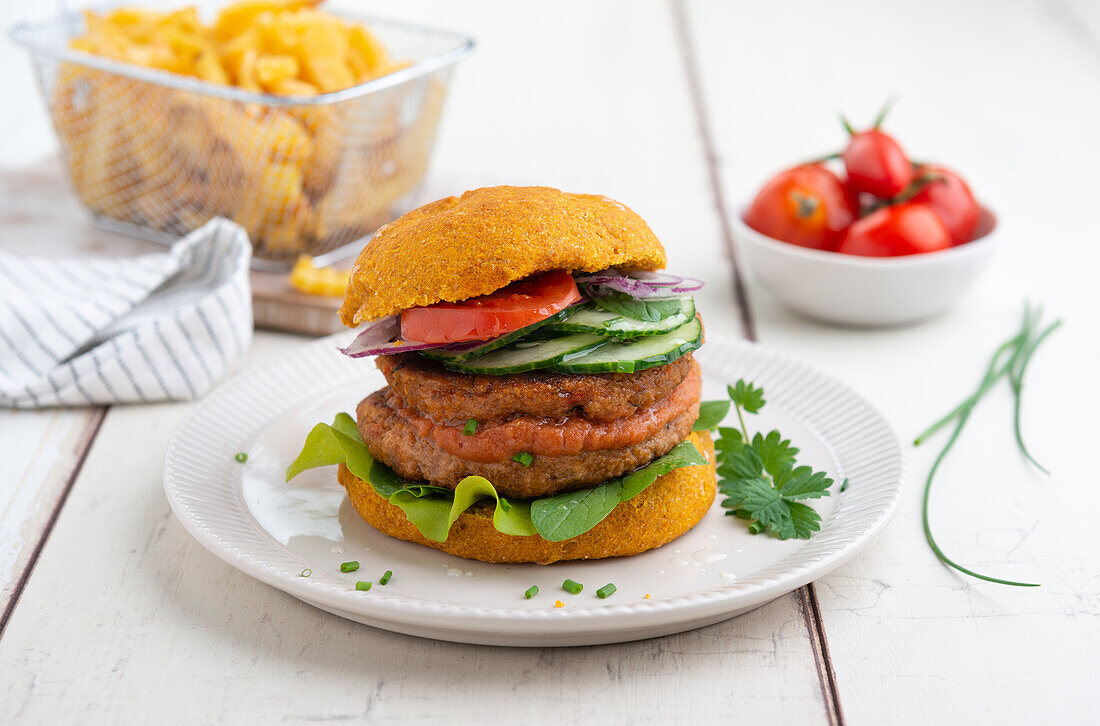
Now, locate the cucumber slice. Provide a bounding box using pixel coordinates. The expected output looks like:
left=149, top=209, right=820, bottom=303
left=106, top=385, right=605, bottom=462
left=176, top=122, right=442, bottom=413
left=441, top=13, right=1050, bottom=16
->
left=546, top=298, right=695, bottom=338
left=551, top=317, right=702, bottom=374
left=550, top=297, right=695, bottom=336
left=440, top=332, right=608, bottom=375
left=419, top=307, right=577, bottom=364
left=544, top=307, right=624, bottom=334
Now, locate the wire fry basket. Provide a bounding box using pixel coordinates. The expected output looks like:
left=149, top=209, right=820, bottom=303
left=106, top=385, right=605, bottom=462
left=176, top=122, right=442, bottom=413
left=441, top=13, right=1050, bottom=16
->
left=11, top=3, right=474, bottom=269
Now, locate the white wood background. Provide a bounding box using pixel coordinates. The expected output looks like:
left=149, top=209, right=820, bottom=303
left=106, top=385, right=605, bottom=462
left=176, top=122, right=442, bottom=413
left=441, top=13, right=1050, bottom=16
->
left=1, top=0, right=1098, bottom=723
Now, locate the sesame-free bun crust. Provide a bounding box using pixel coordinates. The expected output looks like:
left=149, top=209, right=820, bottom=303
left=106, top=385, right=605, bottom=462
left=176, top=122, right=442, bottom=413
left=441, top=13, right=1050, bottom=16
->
left=337, top=431, right=715, bottom=565
left=339, top=186, right=668, bottom=326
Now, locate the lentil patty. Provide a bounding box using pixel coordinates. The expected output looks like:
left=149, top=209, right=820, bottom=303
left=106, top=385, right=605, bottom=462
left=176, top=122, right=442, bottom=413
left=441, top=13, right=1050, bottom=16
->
left=356, top=358, right=702, bottom=499
left=376, top=352, right=694, bottom=424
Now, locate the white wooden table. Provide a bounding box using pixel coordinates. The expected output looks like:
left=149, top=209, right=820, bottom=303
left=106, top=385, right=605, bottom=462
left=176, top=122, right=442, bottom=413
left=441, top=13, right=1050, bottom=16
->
left=2, top=1, right=1098, bottom=723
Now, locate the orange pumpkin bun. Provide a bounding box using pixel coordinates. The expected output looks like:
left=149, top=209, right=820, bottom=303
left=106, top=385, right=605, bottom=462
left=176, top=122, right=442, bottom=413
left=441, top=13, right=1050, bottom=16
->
left=339, top=186, right=667, bottom=326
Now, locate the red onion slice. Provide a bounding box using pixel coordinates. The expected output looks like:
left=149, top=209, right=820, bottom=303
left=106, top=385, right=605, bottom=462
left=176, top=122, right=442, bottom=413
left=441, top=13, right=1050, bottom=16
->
left=339, top=315, right=454, bottom=358
left=625, top=270, right=686, bottom=287
left=667, top=279, right=705, bottom=293
left=574, top=269, right=704, bottom=298
left=340, top=339, right=451, bottom=358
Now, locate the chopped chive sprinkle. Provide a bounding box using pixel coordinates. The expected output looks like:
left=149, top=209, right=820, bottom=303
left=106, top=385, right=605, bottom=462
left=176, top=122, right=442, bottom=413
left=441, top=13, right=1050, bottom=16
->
left=562, top=579, right=583, bottom=594
left=463, top=419, right=478, bottom=435
left=340, top=561, right=360, bottom=573
left=596, top=583, right=617, bottom=599
left=524, top=585, right=539, bottom=599
left=512, top=452, right=534, bottom=467
left=355, top=581, right=372, bottom=591
left=300, top=569, right=312, bottom=578
left=379, top=570, right=392, bottom=585
left=234, top=452, right=248, bottom=463
left=840, top=478, right=850, bottom=492
left=554, top=600, right=564, bottom=608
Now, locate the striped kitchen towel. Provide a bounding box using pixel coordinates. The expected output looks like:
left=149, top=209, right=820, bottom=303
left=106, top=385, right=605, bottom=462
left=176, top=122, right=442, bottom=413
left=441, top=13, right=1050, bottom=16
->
left=0, top=218, right=253, bottom=408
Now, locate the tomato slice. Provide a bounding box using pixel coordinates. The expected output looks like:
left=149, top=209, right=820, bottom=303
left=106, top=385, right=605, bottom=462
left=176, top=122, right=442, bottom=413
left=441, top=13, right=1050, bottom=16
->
left=400, top=270, right=583, bottom=344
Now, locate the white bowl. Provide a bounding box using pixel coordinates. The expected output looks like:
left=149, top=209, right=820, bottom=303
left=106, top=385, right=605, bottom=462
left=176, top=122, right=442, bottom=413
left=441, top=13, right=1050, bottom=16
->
left=732, top=207, right=998, bottom=327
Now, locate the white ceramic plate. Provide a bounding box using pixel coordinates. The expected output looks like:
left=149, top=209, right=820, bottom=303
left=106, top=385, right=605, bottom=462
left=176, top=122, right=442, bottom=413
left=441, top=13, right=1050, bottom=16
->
left=164, top=333, right=903, bottom=647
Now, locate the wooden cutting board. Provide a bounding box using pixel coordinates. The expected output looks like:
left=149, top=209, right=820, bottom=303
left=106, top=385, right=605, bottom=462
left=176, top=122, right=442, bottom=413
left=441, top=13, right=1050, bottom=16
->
left=0, top=157, right=350, bottom=336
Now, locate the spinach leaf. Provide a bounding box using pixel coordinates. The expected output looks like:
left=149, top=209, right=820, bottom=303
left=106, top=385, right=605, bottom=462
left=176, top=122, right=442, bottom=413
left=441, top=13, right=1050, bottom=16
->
left=591, top=293, right=685, bottom=322
left=531, top=440, right=708, bottom=540
left=529, top=481, right=624, bottom=542
left=619, top=440, right=709, bottom=500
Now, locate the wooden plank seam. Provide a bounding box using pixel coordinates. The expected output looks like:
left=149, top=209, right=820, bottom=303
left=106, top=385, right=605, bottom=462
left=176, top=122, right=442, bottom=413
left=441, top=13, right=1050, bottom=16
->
left=669, top=1, right=845, bottom=723
left=0, top=407, right=108, bottom=639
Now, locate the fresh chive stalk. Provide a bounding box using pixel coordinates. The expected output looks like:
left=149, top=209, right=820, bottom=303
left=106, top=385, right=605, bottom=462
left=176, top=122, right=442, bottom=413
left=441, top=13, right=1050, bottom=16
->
left=340, top=561, right=359, bottom=573
left=379, top=570, right=392, bottom=585
left=916, top=302, right=1060, bottom=587
left=355, top=581, right=372, bottom=591
left=524, top=585, right=539, bottom=599
left=463, top=419, right=478, bottom=436
left=1009, top=318, right=1062, bottom=474
left=512, top=452, right=534, bottom=467
left=562, top=579, right=582, bottom=594
left=234, top=452, right=248, bottom=463
left=596, top=583, right=617, bottom=599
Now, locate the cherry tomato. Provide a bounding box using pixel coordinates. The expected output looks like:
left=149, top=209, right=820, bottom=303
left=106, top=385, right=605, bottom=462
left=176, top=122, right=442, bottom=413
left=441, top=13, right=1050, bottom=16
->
left=400, top=270, right=582, bottom=344
left=910, top=165, right=980, bottom=244
left=743, top=164, right=859, bottom=251
left=836, top=203, right=952, bottom=257
left=843, top=129, right=914, bottom=198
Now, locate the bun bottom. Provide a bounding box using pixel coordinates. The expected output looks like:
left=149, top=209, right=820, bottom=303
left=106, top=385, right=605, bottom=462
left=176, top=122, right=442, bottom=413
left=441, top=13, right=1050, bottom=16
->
left=338, top=431, right=716, bottom=565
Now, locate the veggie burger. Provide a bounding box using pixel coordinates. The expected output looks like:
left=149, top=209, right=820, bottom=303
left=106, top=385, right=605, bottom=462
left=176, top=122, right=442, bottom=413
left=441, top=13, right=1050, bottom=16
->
left=288, top=186, right=716, bottom=564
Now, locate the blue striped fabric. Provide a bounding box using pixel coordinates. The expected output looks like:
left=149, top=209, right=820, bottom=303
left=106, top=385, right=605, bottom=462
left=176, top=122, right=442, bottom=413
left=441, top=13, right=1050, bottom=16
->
left=0, top=218, right=253, bottom=408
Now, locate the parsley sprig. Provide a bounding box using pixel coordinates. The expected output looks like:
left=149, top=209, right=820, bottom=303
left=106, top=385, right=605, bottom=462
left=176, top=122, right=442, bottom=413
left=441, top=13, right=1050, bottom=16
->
left=915, top=302, right=1061, bottom=587
left=713, top=380, right=834, bottom=539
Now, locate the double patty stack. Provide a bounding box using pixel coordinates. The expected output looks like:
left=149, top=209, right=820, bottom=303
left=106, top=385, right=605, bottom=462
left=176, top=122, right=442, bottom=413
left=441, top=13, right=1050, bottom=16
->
left=326, top=186, right=717, bottom=564
left=362, top=353, right=701, bottom=497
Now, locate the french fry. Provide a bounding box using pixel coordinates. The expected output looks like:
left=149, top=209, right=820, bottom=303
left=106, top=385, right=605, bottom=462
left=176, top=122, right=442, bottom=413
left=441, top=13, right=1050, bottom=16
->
left=255, top=54, right=299, bottom=88
left=60, top=1, right=427, bottom=260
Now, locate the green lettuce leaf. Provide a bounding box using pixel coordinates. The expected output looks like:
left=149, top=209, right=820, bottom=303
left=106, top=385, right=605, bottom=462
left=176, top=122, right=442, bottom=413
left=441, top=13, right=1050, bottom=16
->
left=329, top=411, right=362, bottom=441
left=388, top=473, right=536, bottom=541
left=285, top=413, right=373, bottom=482
left=286, top=414, right=707, bottom=545
left=286, top=416, right=535, bottom=541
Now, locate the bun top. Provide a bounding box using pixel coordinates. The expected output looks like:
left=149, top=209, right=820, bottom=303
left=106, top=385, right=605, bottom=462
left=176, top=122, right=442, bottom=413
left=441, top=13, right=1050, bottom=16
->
left=339, top=186, right=667, bottom=326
